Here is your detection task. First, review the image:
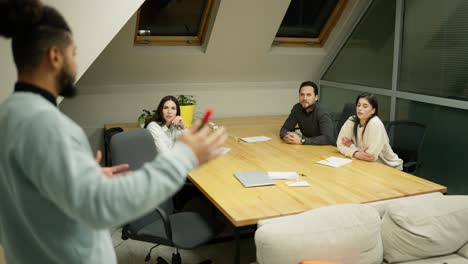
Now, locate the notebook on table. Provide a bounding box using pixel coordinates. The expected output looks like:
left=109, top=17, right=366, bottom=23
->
left=234, top=171, right=275, bottom=187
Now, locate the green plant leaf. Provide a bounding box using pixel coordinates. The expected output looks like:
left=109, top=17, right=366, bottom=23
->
left=177, top=94, right=197, bottom=106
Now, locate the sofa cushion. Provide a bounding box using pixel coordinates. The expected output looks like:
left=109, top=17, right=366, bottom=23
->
left=367, top=192, right=443, bottom=218
left=382, top=195, right=468, bottom=263
left=397, top=254, right=468, bottom=264
left=255, top=204, right=382, bottom=264
left=458, top=242, right=468, bottom=259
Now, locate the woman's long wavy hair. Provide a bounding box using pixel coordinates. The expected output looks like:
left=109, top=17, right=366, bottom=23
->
left=145, top=95, right=181, bottom=128
left=352, top=93, right=378, bottom=144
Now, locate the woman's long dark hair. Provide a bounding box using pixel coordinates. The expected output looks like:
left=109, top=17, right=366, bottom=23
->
left=145, top=95, right=181, bottom=127
left=352, top=93, right=379, bottom=144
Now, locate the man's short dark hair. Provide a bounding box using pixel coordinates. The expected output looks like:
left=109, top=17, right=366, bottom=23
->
left=299, top=81, right=319, bottom=95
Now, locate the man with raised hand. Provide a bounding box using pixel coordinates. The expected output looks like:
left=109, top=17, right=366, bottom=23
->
left=0, top=2, right=227, bottom=263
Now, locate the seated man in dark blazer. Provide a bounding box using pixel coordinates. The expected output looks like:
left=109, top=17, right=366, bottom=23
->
left=280, top=81, right=335, bottom=145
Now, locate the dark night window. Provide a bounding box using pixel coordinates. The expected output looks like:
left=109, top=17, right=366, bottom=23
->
left=135, top=0, right=214, bottom=46
left=274, top=0, right=348, bottom=47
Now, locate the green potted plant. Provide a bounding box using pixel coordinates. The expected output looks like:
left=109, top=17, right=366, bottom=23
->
left=138, top=109, right=154, bottom=128
left=177, top=95, right=197, bottom=127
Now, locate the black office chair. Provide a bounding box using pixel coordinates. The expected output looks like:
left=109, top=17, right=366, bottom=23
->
left=385, top=121, right=426, bottom=174
left=110, top=129, right=221, bottom=264
left=335, top=103, right=356, bottom=139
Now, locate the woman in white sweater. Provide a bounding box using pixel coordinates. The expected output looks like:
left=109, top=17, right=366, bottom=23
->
left=145, top=96, right=186, bottom=154
left=337, top=93, right=403, bottom=170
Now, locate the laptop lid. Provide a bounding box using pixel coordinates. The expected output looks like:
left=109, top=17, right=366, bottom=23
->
left=234, top=171, right=275, bottom=188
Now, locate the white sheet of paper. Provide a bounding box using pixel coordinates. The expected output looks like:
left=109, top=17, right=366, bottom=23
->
left=286, top=180, right=310, bottom=187
left=267, top=172, right=299, bottom=180
left=317, top=156, right=352, bottom=168
left=240, top=136, right=271, bottom=143
left=215, top=147, right=231, bottom=155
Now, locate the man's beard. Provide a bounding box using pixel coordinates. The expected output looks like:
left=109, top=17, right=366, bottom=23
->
left=301, top=101, right=315, bottom=111
left=57, top=64, right=77, bottom=98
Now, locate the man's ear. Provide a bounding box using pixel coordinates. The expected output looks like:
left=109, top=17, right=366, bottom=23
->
left=47, top=46, right=63, bottom=71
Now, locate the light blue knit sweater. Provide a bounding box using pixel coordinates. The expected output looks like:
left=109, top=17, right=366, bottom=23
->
left=0, top=92, right=197, bottom=263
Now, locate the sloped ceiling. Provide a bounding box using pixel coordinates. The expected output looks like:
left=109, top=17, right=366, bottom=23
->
left=43, top=0, right=146, bottom=81
left=0, top=0, right=145, bottom=102
left=77, top=0, right=332, bottom=87
left=60, top=0, right=368, bottom=153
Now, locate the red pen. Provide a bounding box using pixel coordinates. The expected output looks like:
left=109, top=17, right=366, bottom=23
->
left=198, top=108, right=213, bottom=131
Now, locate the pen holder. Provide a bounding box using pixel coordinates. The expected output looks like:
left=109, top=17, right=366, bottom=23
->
left=180, top=105, right=195, bottom=127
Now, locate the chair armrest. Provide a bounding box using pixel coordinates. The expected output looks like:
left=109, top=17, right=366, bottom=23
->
left=403, top=161, right=417, bottom=173
left=155, top=207, right=173, bottom=241
left=183, top=181, right=196, bottom=188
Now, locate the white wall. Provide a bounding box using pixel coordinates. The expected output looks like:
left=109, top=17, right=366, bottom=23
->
left=64, top=81, right=300, bottom=153
left=0, top=40, right=17, bottom=103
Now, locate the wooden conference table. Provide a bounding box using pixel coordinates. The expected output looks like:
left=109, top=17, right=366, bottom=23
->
left=188, top=115, right=446, bottom=263
left=106, top=115, right=446, bottom=263
left=189, top=115, right=446, bottom=225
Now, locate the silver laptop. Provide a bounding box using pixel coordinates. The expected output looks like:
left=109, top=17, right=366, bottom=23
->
left=234, top=171, right=275, bottom=188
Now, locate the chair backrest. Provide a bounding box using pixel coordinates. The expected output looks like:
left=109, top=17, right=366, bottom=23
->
left=385, top=121, right=426, bottom=164
left=110, top=128, right=173, bottom=232
left=110, top=128, right=156, bottom=168
left=103, top=127, right=123, bottom=166
left=335, top=103, right=356, bottom=138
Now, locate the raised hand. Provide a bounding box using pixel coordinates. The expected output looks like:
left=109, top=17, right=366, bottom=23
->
left=172, top=116, right=186, bottom=128
left=178, top=119, right=228, bottom=165
left=95, top=150, right=130, bottom=177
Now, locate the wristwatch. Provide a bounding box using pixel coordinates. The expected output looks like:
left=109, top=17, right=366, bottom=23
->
left=300, top=138, right=306, bottom=144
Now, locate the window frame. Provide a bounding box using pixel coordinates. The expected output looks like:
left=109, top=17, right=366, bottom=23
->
left=134, top=0, right=214, bottom=46
left=273, top=0, right=348, bottom=47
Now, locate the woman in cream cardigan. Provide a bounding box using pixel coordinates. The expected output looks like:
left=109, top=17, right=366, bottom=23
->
left=145, top=95, right=186, bottom=154
left=337, top=93, right=403, bottom=170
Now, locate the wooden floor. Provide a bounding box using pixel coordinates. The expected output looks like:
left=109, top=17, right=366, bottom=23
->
left=0, top=235, right=257, bottom=264
left=0, top=198, right=257, bottom=264
left=112, top=227, right=256, bottom=264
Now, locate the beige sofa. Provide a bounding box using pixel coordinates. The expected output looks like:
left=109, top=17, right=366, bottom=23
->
left=255, top=192, right=468, bottom=264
